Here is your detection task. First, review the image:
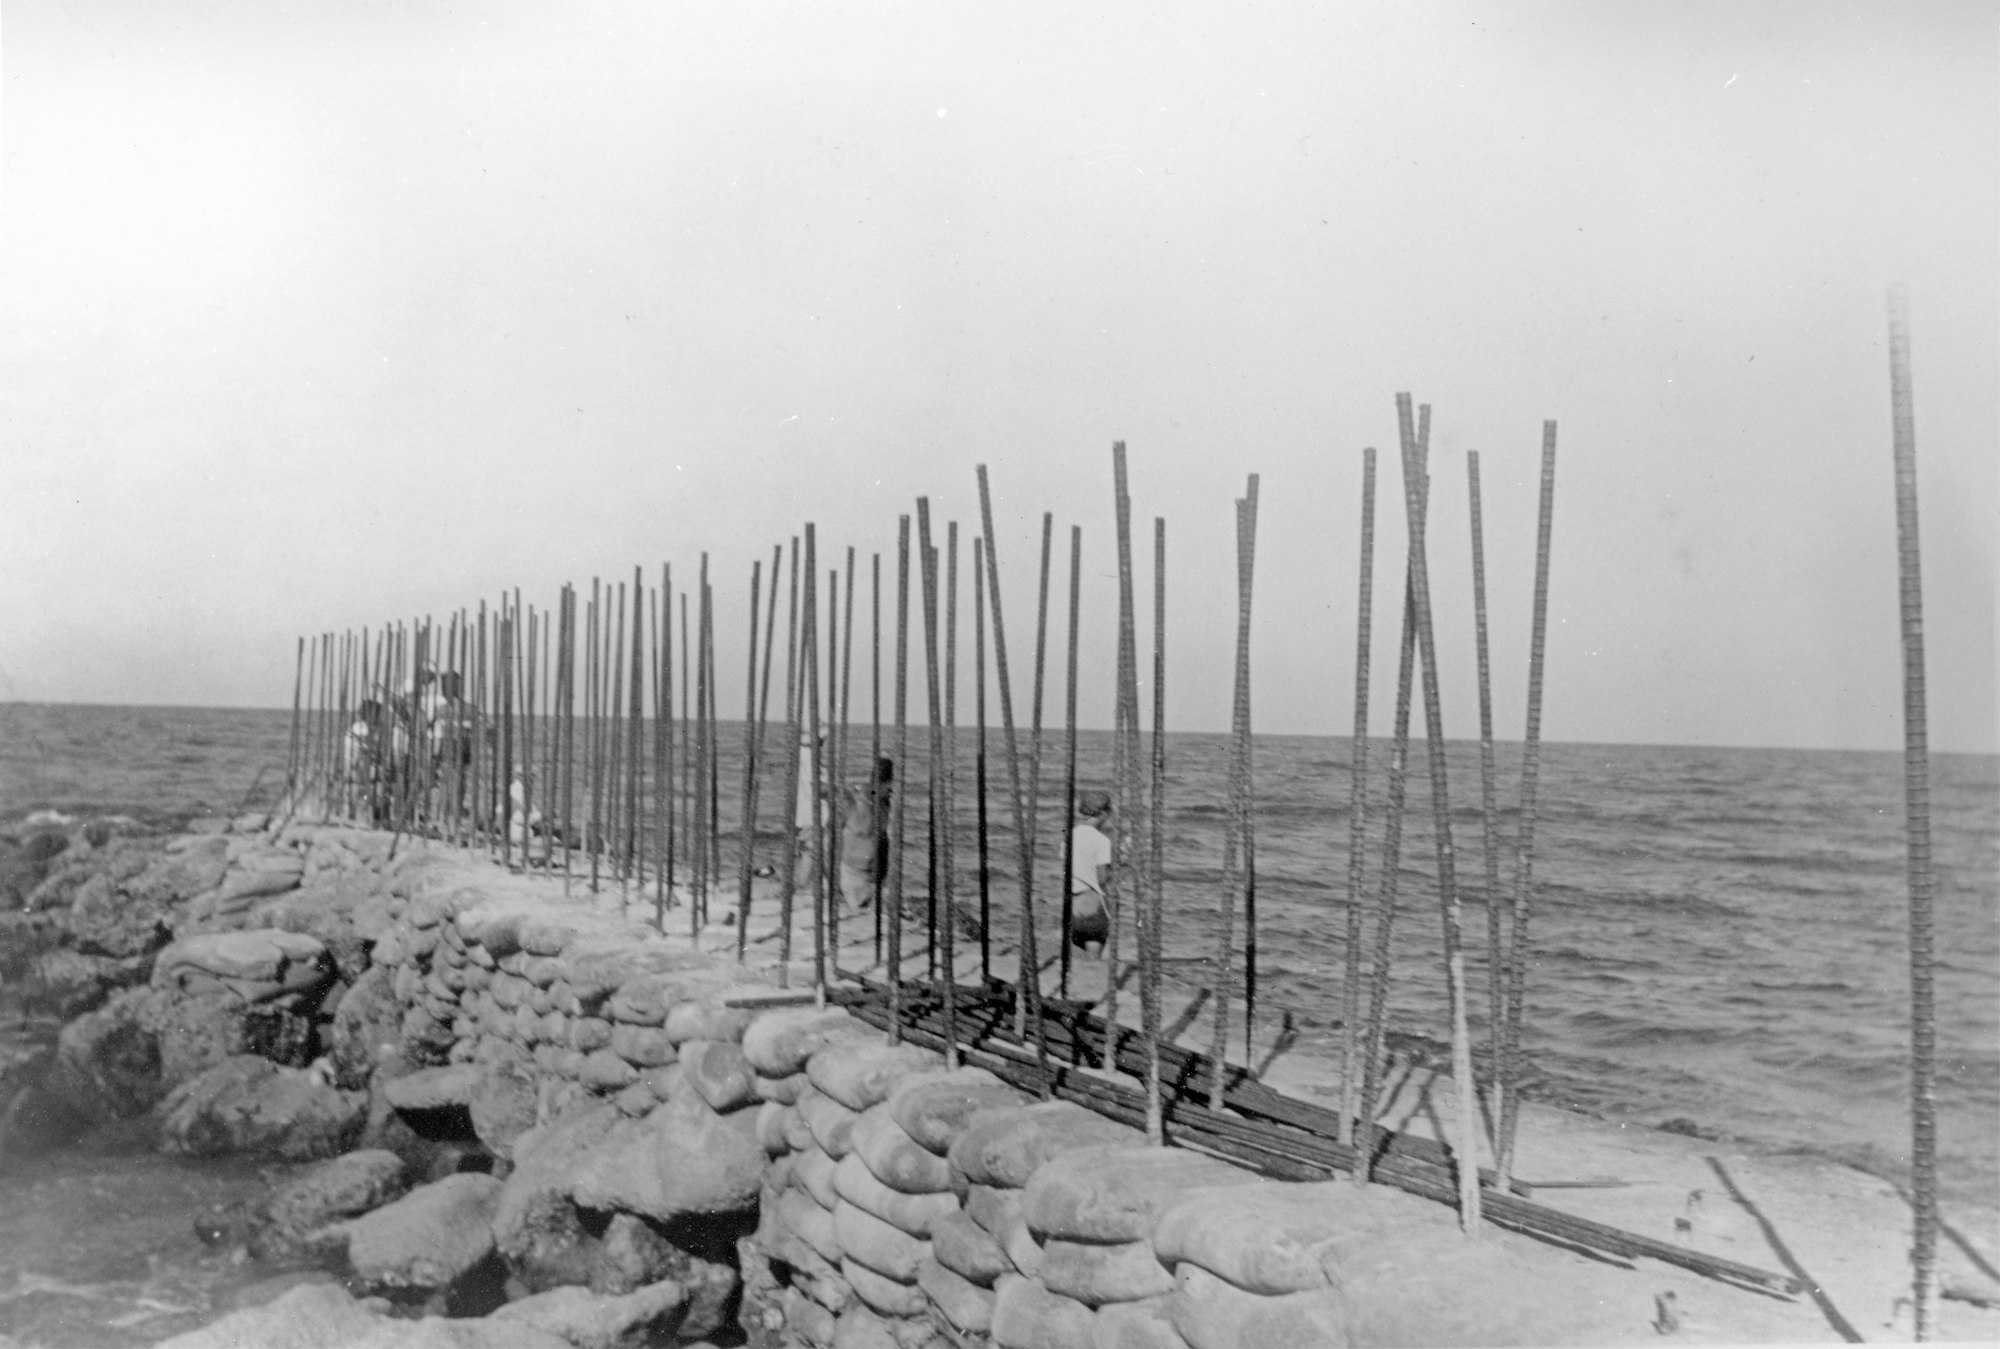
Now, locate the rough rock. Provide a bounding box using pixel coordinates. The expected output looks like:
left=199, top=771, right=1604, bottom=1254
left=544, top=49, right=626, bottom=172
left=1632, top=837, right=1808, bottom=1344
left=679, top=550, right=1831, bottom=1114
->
left=67, top=873, right=173, bottom=958
left=1022, top=1145, right=1260, bottom=1243
left=569, top=1093, right=765, bottom=1221
left=151, top=1277, right=570, bottom=1349
left=345, top=1172, right=504, bottom=1291
left=128, top=837, right=230, bottom=907
left=157, top=1054, right=367, bottom=1160
left=489, top=1276, right=692, bottom=1349
left=48, top=990, right=166, bottom=1116
left=327, top=965, right=403, bottom=1089
left=385, top=1064, right=484, bottom=1111
left=247, top=1148, right=408, bottom=1262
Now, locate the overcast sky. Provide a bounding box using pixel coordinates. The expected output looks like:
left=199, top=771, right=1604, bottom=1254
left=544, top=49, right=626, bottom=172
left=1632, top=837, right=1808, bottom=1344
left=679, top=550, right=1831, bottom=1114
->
left=3, top=1, right=1994, bottom=753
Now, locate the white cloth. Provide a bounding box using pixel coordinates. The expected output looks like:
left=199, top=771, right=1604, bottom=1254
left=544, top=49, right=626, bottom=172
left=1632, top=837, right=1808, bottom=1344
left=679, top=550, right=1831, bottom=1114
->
left=1070, top=823, right=1111, bottom=897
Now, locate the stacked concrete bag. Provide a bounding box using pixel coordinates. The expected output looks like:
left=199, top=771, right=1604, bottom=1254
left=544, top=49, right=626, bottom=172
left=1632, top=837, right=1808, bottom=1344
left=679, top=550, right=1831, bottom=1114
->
left=886, top=1071, right=1031, bottom=1344
left=739, top=1007, right=874, bottom=1347
left=947, top=1100, right=1142, bottom=1349
left=815, top=1041, right=952, bottom=1338
left=1019, top=1145, right=1265, bottom=1349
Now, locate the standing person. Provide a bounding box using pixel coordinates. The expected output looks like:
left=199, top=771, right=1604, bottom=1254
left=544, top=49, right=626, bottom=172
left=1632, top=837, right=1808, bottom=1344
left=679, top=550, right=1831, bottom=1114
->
left=837, top=757, right=893, bottom=914
left=1068, top=789, right=1114, bottom=958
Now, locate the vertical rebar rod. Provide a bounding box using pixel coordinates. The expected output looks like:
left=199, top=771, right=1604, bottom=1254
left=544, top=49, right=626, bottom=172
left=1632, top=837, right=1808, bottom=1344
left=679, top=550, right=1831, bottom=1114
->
left=629, top=566, right=646, bottom=883
left=608, top=584, right=627, bottom=884
left=562, top=588, right=577, bottom=890
left=703, top=568, right=720, bottom=927
left=1338, top=449, right=1378, bottom=1147
left=1888, top=286, right=1939, bottom=1338
left=776, top=540, right=801, bottom=982
left=941, top=521, right=961, bottom=1067
left=525, top=606, right=538, bottom=865
left=973, top=537, right=990, bottom=984
left=1145, top=516, right=1168, bottom=1143
left=1060, top=525, right=1083, bottom=1009
left=1358, top=579, right=1421, bottom=1173
left=872, top=551, right=885, bottom=966
left=1239, top=479, right=1261, bottom=1059
left=743, top=548, right=781, bottom=961
left=1209, top=479, right=1260, bottom=1107
left=826, top=565, right=842, bottom=972
left=1110, top=446, right=1140, bottom=1071
left=975, top=467, right=1039, bottom=1043
left=586, top=582, right=602, bottom=891
left=286, top=637, right=304, bottom=805
left=1392, top=393, right=1481, bottom=1235
left=1496, top=420, right=1557, bottom=1187
left=837, top=546, right=856, bottom=959
left=1467, top=450, right=1507, bottom=1148
left=1024, top=512, right=1055, bottom=1065
left=918, top=501, right=947, bottom=1005
left=737, top=560, right=766, bottom=949
left=651, top=581, right=665, bottom=924
left=303, top=634, right=320, bottom=807
left=805, top=525, right=827, bottom=1000
left=888, top=516, right=912, bottom=1038
left=694, top=560, right=712, bottom=923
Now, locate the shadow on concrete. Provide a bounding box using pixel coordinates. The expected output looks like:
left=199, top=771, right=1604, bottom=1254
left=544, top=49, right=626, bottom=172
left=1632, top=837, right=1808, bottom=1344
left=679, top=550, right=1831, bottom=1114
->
left=1706, top=1155, right=1863, bottom=1342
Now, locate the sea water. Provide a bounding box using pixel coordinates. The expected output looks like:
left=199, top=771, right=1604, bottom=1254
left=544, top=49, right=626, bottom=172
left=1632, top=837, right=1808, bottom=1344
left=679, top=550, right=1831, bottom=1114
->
left=1, top=702, right=1995, bottom=1341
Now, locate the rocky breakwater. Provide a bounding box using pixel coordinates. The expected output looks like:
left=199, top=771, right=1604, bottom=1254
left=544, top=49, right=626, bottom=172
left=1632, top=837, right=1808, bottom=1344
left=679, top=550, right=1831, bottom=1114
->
left=4, top=814, right=1700, bottom=1348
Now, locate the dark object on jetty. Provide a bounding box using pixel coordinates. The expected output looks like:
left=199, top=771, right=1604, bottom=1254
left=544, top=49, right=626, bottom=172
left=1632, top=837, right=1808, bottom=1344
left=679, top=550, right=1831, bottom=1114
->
left=833, top=975, right=1803, bottom=1301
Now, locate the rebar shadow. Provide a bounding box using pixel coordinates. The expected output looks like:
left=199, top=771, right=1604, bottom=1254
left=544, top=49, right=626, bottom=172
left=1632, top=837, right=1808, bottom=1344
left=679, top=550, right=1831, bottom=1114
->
left=1704, top=1156, right=1862, bottom=1343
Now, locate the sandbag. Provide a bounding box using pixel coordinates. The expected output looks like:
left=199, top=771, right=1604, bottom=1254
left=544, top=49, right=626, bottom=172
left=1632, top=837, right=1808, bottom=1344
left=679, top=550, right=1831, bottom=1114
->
left=949, top=1101, right=1140, bottom=1190
left=1151, top=1181, right=1349, bottom=1295
left=992, top=1272, right=1096, bottom=1349
left=890, top=1069, right=1029, bottom=1155
left=799, top=1088, right=863, bottom=1158
left=850, top=1104, right=954, bottom=1194
left=795, top=1144, right=842, bottom=1210
left=663, top=999, right=754, bottom=1045
left=932, top=1209, right=1012, bottom=1286
left=807, top=1039, right=942, bottom=1112
left=1168, top=1263, right=1347, bottom=1349
left=778, top=1186, right=845, bottom=1265
left=1092, top=1296, right=1191, bottom=1349
left=756, top=1070, right=811, bottom=1104
left=833, top=1198, right=929, bottom=1282
left=967, top=1184, right=1043, bottom=1277
left=834, top=1151, right=961, bottom=1239
left=842, top=1256, right=928, bottom=1318
left=918, top=1255, right=997, bottom=1335
left=757, top=1100, right=793, bottom=1154
left=682, top=1038, right=756, bottom=1111
left=1038, top=1237, right=1174, bottom=1308
left=743, top=1007, right=866, bottom=1077
left=1022, top=1145, right=1260, bottom=1243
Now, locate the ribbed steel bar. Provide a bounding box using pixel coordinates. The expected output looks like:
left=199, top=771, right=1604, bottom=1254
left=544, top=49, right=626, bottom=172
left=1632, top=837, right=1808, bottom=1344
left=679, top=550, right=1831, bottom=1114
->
left=974, top=465, right=1039, bottom=1046
left=888, top=516, right=912, bottom=1039
left=1338, top=448, right=1377, bottom=1146
left=1145, top=515, right=1168, bottom=1145
left=1059, top=526, right=1083, bottom=1007
left=736, top=560, right=766, bottom=950
left=973, top=537, right=990, bottom=983
left=1496, top=420, right=1557, bottom=1186
left=775, top=539, right=802, bottom=983
left=1888, top=285, right=1939, bottom=1338
left=1467, top=450, right=1507, bottom=1148
left=941, top=521, right=961, bottom=1069
left=1393, top=392, right=1481, bottom=1235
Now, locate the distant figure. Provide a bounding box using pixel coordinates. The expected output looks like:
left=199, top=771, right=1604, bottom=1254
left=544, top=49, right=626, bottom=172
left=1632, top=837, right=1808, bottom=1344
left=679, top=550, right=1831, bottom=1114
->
left=1068, top=789, right=1113, bottom=958
left=837, top=758, right=893, bottom=912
